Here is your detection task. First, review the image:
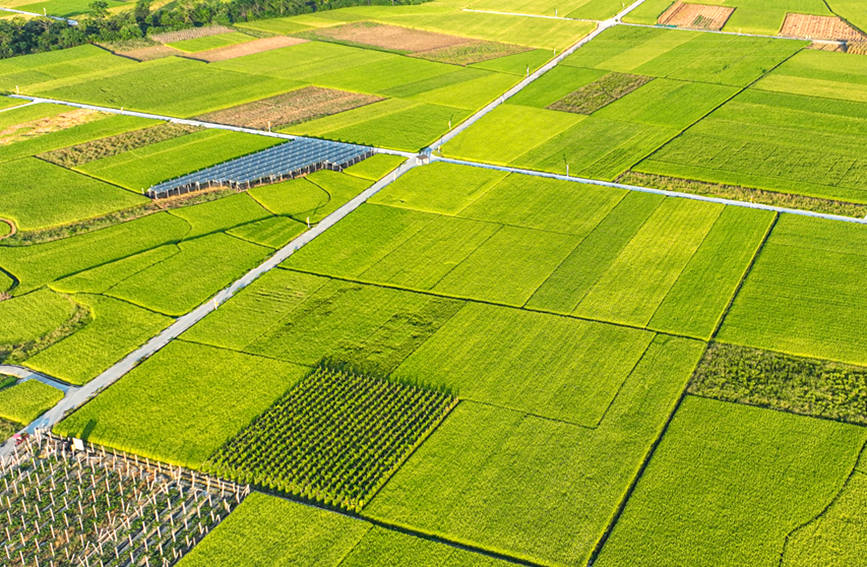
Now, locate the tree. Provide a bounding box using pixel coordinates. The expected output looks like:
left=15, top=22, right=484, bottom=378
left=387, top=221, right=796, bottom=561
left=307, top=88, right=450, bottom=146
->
left=89, top=0, right=110, bottom=19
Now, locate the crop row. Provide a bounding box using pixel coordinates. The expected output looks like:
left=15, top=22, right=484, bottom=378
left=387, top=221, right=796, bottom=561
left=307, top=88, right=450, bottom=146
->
left=206, top=365, right=457, bottom=511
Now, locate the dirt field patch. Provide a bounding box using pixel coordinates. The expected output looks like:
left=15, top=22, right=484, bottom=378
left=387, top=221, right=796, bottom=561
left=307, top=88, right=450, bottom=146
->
left=0, top=109, right=104, bottom=147
left=40, top=123, right=200, bottom=168
left=414, top=41, right=530, bottom=65
left=197, top=86, right=384, bottom=130
left=847, top=40, right=867, bottom=54
left=781, top=13, right=865, bottom=41
left=191, top=35, right=308, bottom=62
left=151, top=24, right=234, bottom=44
left=303, top=21, right=474, bottom=53
left=549, top=72, right=653, bottom=114
left=115, top=44, right=183, bottom=61
left=658, top=2, right=735, bottom=30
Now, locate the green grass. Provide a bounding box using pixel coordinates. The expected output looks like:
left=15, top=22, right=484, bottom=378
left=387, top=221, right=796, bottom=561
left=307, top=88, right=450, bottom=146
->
left=829, top=0, right=867, bottom=33
left=50, top=245, right=179, bottom=294
left=248, top=178, right=330, bottom=219
left=54, top=341, right=308, bottom=468
left=16, top=0, right=124, bottom=17
left=370, top=161, right=507, bottom=215
left=690, top=342, right=867, bottom=425
left=0, top=212, right=190, bottom=291
left=24, top=294, right=171, bottom=385
left=0, top=45, right=137, bottom=93
left=755, top=49, right=867, bottom=104
left=509, top=66, right=607, bottom=108
left=635, top=89, right=867, bottom=203
left=0, top=380, right=63, bottom=425
left=178, top=492, right=511, bottom=566
left=227, top=217, right=306, bottom=249
left=166, top=31, right=254, bottom=53
left=367, top=335, right=705, bottom=566
left=595, top=396, right=867, bottom=566
left=0, top=158, right=146, bottom=230
left=396, top=303, right=654, bottom=426
left=0, top=289, right=78, bottom=348
left=718, top=214, right=867, bottom=365
left=106, top=233, right=270, bottom=316
left=78, top=130, right=281, bottom=191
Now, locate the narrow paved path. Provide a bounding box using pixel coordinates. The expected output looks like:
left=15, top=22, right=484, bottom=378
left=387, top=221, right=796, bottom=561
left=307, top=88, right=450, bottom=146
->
left=0, top=365, right=77, bottom=394
left=0, top=156, right=421, bottom=457
left=5, top=95, right=416, bottom=159
left=432, top=156, right=867, bottom=226
left=0, top=6, right=77, bottom=24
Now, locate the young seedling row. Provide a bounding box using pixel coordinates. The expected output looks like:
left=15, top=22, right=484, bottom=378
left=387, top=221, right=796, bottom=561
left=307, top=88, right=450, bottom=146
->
left=1, top=431, right=250, bottom=567
left=207, top=364, right=457, bottom=512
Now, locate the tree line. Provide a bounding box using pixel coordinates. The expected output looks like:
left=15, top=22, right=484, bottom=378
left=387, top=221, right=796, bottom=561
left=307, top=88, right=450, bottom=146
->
left=0, top=0, right=424, bottom=59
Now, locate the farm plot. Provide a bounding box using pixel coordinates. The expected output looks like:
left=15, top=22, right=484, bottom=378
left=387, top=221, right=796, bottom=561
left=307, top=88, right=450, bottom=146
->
left=395, top=303, right=655, bottom=426
left=207, top=364, right=456, bottom=511
left=55, top=341, right=309, bottom=467
left=717, top=214, right=867, bottom=366
left=197, top=87, right=384, bottom=130
left=0, top=211, right=190, bottom=292
left=166, top=31, right=256, bottom=53
left=754, top=49, right=867, bottom=103
left=106, top=232, right=271, bottom=316
left=183, top=268, right=463, bottom=372
left=548, top=72, right=653, bottom=114
left=464, top=0, right=624, bottom=20
left=594, top=397, right=867, bottom=566
left=0, top=379, right=62, bottom=425
left=690, top=342, right=867, bottom=425
left=0, top=44, right=137, bottom=93
left=367, top=336, right=705, bottom=566
left=780, top=13, right=865, bottom=40
left=299, top=21, right=529, bottom=65
left=36, top=56, right=299, bottom=117
left=658, top=2, right=735, bottom=30
left=77, top=129, right=281, bottom=191
left=0, top=433, right=248, bottom=567
left=0, top=289, right=86, bottom=363
left=24, top=294, right=171, bottom=385
left=191, top=36, right=309, bottom=62
left=634, top=89, right=867, bottom=204
left=179, top=492, right=512, bottom=566
left=0, top=157, right=146, bottom=231
left=783, top=471, right=867, bottom=566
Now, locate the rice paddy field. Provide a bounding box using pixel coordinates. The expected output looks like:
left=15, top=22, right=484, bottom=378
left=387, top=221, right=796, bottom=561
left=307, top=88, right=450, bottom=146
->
left=1, top=0, right=866, bottom=564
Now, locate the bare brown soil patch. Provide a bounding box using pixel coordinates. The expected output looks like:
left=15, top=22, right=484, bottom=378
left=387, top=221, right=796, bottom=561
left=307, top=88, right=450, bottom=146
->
left=40, top=123, right=200, bottom=168
left=781, top=13, right=865, bottom=41
left=116, top=44, right=183, bottom=61
left=192, top=35, right=308, bottom=62
left=619, top=171, right=867, bottom=218
left=414, top=41, right=530, bottom=65
left=305, top=21, right=473, bottom=52
left=658, top=2, right=734, bottom=30
left=549, top=72, right=653, bottom=114
left=846, top=40, right=867, bottom=55
left=151, top=24, right=234, bottom=44
left=197, top=87, right=384, bottom=130
left=0, top=109, right=104, bottom=147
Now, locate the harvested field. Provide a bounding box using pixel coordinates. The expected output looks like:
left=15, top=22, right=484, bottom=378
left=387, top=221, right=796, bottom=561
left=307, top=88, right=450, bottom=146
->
left=658, top=2, right=735, bottom=31
left=0, top=109, right=104, bottom=146
left=39, top=122, right=200, bottom=167
left=197, top=86, right=384, bottom=129
left=192, top=35, right=308, bottom=62
left=414, top=41, right=530, bottom=66
left=847, top=39, right=867, bottom=54
left=305, top=21, right=475, bottom=53
left=113, top=44, right=182, bottom=61
left=150, top=24, right=234, bottom=44
left=548, top=72, right=653, bottom=114
left=781, top=13, right=865, bottom=41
